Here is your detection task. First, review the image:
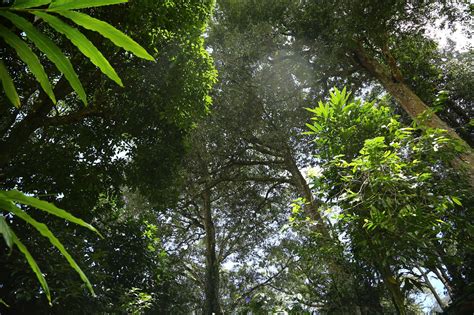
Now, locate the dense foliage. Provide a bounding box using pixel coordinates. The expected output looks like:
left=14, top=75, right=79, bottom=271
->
left=1, top=0, right=473, bottom=314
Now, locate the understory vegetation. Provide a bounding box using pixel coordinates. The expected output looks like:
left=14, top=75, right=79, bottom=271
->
left=0, top=0, right=473, bottom=314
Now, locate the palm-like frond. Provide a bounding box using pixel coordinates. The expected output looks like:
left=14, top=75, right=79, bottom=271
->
left=0, top=190, right=102, bottom=304
left=0, top=0, right=154, bottom=305
left=0, top=0, right=154, bottom=107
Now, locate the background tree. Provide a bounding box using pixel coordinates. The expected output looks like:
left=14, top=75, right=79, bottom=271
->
left=1, top=0, right=216, bottom=311
left=219, top=0, right=474, bottom=184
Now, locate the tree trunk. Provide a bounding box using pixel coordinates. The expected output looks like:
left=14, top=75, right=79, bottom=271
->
left=417, top=267, right=446, bottom=311
left=432, top=267, right=453, bottom=299
left=0, top=100, right=54, bottom=171
left=282, top=146, right=373, bottom=310
left=434, top=244, right=467, bottom=300
left=201, top=188, right=222, bottom=315
left=379, top=264, right=406, bottom=315
left=353, top=45, right=474, bottom=187
left=282, top=146, right=330, bottom=238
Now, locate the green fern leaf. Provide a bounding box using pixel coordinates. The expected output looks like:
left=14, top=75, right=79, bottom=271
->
left=2, top=200, right=95, bottom=296
left=12, top=0, right=51, bottom=8
left=48, top=0, right=127, bottom=11
left=10, top=231, right=51, bottom=304
left=0, top=215, right=13, bottom=249
left=0, top=190, right=102, bottom=237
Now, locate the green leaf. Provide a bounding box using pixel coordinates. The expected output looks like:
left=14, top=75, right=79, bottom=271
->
left=0, top=11, right=87, bottom=104
left=58, top=10, right=154, bottom=61
left=33, top=11, right=123, bottom=86
left=0, top=298, right=9, bottom=307
left=0, top=215, right=13, bottom=249
left=451, top=196, right=462, bottom=206
left=0, top=25, right=56, bottom=104
left=48, top=0, right=127, bottom=11
left=9, top=226, right=51, bottom=304
left=305, top=106, right=318, bottom=114
left=0, top=61, right=20, bottom=108
left=2, top=200, right=95, bottom=296
left=12, top=0, right=51, bottom=8
left=305, top=123, right=318, bottom=133
left=0, top=190, right=102, bottom=237
left=342, top=103, right=355, bottom=112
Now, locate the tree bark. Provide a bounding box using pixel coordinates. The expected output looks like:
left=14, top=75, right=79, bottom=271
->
left=201, top=188, right=222, bottom=315
left=353, top=45, right=474, bottom=187
left=434, top=244, right=467, bottom=300
left=0, top=99, right=54, bottom=170
left=417, top=267, right=446, bottom=311
left=378, top=264, right=406, bottom=315
left=432, top=267, right=453, bottom=299
left=282, top=146, right=330, bottom=238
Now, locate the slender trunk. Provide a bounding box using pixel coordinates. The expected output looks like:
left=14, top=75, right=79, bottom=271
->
left=432, top=267, right=453, bottom=299
left=282, top=147, right=330, bottom=238
left=379, top=264, right=406, bottom=315
left=353, top=45, right=474, bottom=187
left=417, top=267, right=446, bottom=311
left=434, top=245, right=466, bottom=299
left=201, top=188, right=222, bottom=315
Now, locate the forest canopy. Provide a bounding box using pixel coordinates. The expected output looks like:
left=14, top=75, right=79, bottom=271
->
left=0, top=0, right=473, bottom=314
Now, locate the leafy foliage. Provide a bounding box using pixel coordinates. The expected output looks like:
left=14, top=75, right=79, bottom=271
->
left=1, top=0, right=472, bottom=313
left=0, top=190, right=101, bottom=304
left=303, top=88, right=473, bottom=312
left=0, top=0, right=153, bottom=107
left=1, top=0, right=217, bottom=310
left=0, top=0, right=156, bottom=306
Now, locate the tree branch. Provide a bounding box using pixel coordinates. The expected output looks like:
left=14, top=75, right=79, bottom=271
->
left=43, top=107, right=107, bottom=127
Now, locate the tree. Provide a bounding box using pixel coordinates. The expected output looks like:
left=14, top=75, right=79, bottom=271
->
left=0, top=0, right=155, bottom=305
left=207, top=6, right=386, bottom=312
left=1, top=0, right=216, bottom=309
left=304, top=88, right=473, bottom=314
left=219, top=0, right=474, bottom=185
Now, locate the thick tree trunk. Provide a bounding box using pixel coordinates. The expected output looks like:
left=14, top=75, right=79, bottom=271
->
left=0, top=100, right=54, bottom=170
left=353, top=46, right=474, bottom=187
left=201, top=188, right=222, bottom=315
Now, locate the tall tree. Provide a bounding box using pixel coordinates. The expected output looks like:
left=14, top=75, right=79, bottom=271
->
left=219, top=0, right=474, bottom=185
left=0, top=0, right=216, bottom=310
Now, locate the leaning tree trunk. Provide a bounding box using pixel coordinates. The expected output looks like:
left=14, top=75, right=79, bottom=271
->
left=0, top=85, right=59, bottom=171
left=353, top=45, right=474, bottom=187
left=282, top=146, right=330, bottom=238
left=201, top=188, right=222, bottom=315
left=282, top=146, right=373, bottom=310
left=417, top=267, right=447, bottom=311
